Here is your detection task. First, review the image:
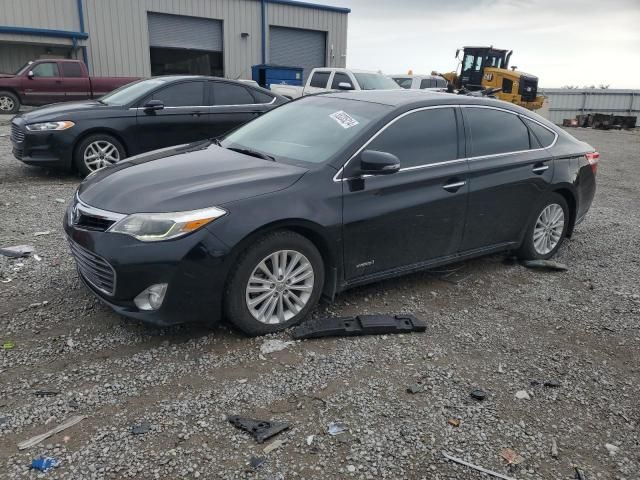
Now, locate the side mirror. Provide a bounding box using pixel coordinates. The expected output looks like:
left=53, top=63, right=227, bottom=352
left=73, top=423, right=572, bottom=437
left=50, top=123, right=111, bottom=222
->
left=360, top=150, right=400, bottom=175
left=27, top=71, right=34, bottom=79
left=143, top=99, right=164, bottom=111
left=338, top=82, right=354, bottom=91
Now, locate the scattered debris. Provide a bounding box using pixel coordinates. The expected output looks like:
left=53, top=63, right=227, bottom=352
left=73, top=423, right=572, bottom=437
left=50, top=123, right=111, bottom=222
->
left=306, top=435, right=314, bottom=446
left=260, top=339, right=295, bottom=355
left=327, top=422, right=346, bottom=436
left=0, top=244, right=35, bottom=258
left=2, top=341, right=15, bottom=350
left=442, top=451, right=517, bottom=480
left=66, top=338, right=75, bottom=348
left=0, top=278, right=11, bottom=283
left=497, top=363, right=504, bottom=374
left=263, top=439, right=286, bottom=454
left=33, top=254, right=42, bottom=262
left=54, top=198, right=65, bottom=203
left=33, top=390, right=60, bottom=397
left=347, top=465, right=357, bottom=473
left=18, top=415, right=87, bottom=450
left=131, top=421, right=151, bottom=435
left=551, top=438, right=559, bottom=458
left=249, top=456, right=265, bottom=469
left=544, top=380, right=561, bottom=388
left=31, top=456, right=60, bottom=472
left=470, top=389, right=487, bottom=401
left=406, top=383, right=425, bottom=394
left=227, top=415, right=289, bottom=443
left=604, top=443, right=619, bottom=456
left=447, top=418, right=461, bottom=427
left=501, top=448, right=524, bottom=465
left=291, top=314, right=427, bottom=339
left=33, top=231, right=51, bottom=236
left=515, top=390, right=531, bottom=400
left=522, top=260, right=568, bottom=272
left=574, top=466, right=588, bottom=480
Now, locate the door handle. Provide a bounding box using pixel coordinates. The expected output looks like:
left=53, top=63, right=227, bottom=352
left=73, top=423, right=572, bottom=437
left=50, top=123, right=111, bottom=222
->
left=532, top=164, right=549, bottom=174
left=442, top=180, right=466, bottom=192
left=191, top=111, right=203, bottom=117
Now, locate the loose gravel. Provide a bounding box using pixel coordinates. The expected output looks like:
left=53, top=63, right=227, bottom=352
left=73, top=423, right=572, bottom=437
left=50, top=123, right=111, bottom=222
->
left=0, top=120, right=638, bottom=479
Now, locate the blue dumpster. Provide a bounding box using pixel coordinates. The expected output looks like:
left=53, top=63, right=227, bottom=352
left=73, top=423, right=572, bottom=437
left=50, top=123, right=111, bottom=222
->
left=252, top=64, right=304, bottom=89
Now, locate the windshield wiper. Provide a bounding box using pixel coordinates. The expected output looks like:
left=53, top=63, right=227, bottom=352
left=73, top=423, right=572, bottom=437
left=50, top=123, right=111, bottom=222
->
left=226, top=147, right=275, bottom=162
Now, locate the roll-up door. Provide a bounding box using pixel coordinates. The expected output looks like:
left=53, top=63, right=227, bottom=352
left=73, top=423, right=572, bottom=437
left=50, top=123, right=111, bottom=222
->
left=269, top=26, right=326, bottom=81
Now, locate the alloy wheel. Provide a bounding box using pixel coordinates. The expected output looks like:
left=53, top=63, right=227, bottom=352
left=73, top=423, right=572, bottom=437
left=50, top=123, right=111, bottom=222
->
left=245, top=249, right=315, bottom=324
left=533, top=203, right=565, bottom=255
left=83, top=140, right=121, bottom=172
left=0, top=95, right=15, bottom=112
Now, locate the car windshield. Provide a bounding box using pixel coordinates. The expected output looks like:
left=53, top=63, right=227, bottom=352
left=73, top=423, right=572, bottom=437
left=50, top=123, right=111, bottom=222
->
left=221, top=96, right=391, bottom=164
left=13, top=61, right=33, bottom=75
left=353, top=73, right=401, bottom=90
left=99, top=78, right=167, bottom=106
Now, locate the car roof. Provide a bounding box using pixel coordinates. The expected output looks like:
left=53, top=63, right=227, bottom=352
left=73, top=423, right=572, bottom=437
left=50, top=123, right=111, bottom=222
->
left=313, top=68, right=382, bottom=75
left=390, top=74, right=442, bottom=80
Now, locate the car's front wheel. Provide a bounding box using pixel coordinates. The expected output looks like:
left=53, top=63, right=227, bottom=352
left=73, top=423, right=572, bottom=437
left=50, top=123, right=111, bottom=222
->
left=224, top=231, right=324, bottom=336
left=74, top=133, right=126, bottom=176
left=517, top=192, right=569, bottom=260
left=0, top=91, right=20, bottom=114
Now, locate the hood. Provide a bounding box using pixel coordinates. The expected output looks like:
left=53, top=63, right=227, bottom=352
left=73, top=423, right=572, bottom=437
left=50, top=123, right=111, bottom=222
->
left=78, top=143, right=308, bottom=214
left=18, top=100, right=121, bottom=122
left=0, top=73, right=16, bottom=78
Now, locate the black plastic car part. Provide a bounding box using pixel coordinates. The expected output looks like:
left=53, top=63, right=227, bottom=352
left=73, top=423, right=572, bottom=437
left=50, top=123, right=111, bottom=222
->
left=291, top=314, right=427, bottom=340
left=227, top=415, right=289, bottom=443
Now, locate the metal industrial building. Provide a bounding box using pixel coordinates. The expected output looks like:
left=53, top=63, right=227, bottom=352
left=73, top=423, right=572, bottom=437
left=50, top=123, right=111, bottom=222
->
left=0, top=0, right=349, bottom=81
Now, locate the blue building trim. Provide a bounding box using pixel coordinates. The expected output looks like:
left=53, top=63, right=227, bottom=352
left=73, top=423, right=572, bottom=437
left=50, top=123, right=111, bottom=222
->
left=261, top=0, right=267, bottom=64
left=266, top=0, right=350, bottom=14
left=0, top=26, right=89, bottom=40
left=75, top=0, right=89, bottom=69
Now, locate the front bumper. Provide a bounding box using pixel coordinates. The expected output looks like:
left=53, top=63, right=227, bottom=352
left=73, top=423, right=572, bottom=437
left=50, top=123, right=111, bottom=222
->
left=10, top=118, right=74, bottom=169
left=63, top=210, right=232, bottom=327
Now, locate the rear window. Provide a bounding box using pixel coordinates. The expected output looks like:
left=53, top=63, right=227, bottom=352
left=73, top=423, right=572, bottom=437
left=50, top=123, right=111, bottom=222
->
left=211, top=82, right=255, bottom=105
left=465, top=107, right=531, bottom=157
left=61, top=62, right=83, bottom=78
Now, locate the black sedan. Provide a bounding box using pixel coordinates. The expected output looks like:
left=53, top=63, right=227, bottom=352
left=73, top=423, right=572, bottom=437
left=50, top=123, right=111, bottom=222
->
left=10, top=76, right=286, bottom=176
left=64, top=90, right=598, bottom=335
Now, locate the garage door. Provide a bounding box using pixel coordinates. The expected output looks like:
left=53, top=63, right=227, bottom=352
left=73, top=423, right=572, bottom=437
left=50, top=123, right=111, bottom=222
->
left=269, top=26, right=326, bottom=81
left=148, top=12, right=222, bottom=51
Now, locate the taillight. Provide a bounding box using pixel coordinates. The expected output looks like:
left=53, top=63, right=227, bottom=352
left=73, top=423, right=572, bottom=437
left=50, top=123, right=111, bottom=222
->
left=586, top=151, right=599, bottom=174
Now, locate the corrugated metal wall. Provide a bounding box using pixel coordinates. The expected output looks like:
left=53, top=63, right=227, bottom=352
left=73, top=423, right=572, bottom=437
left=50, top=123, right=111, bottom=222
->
left=0, top=0, right=79, bottom=45
left=0, top=44, right=78, bottom=74
left=540, top=89, right=640, bottom=125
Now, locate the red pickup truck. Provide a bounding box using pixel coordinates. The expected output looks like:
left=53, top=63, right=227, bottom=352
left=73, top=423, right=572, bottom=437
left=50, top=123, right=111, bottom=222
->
left=0, top=59, right=138, bottom=114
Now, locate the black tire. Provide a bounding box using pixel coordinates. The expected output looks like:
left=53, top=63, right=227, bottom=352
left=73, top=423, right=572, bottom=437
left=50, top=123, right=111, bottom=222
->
left=517, top=192, right=569, bottom=260
left=0, top=91, right=20, bottom=114
left=73, top=133, right=126, bottom=177
left=224, top=230, right=325, bottom=336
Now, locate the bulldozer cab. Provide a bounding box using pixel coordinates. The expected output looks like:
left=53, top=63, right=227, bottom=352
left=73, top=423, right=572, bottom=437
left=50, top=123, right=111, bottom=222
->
left=457, top=47, right=511, bottom=90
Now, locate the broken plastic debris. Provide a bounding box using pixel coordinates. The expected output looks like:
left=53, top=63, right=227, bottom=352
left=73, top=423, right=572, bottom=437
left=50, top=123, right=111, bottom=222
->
left=523, top=259, right=568, bottom=271
left=2, top=341, right=15, bottom=350
left=544, top=380, right=561, bottom=388
left=227, top=415, right=289, bottom=443
left=250, top=455, right=265, bottom=469
left=306, top=435, right=314, bottom=445
left=551, top=437, right=559, bottom=458
left=131, top=421, right=151, bottom=435
left=0, top=244, right=35, bottom=258
left=501, top=448, right=524, bottom=465
left=54, top=198, right=65, bottom=203
left=470, top=389, right=487, bottom=401
left=515, top=390, right=531, bottom=400
left=263, top=438, right=286, bottom=454
left=327, top=422, right=346, bottom=436
left=34, top=390, right=60, bottom=397
left=260, top=339, right=295, bottom=355
left=31, top=456, right=60, bottom=472
left=292, top=314, right=426, bottom=339
left=406, top=383, right=425, bottom=394
left=574, top=466, right=588, bottom=480
left=442, top=451, right=517, bottom=480
left=18, top=415, right=86, bottom=450
left=33, top=231, right=51, bottom=236
left=605, top=443, right=619, bottom=456
left=448, top=418, right=461, bottom=427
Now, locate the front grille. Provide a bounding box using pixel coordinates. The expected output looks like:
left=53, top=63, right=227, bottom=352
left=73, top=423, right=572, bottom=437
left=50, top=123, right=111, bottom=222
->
left=68, top=239, right=116, bottom=296
left=11, top=122, right=25, bottom=143
left=76, top=214, right=116, bottom=232
left=519, top=75, right=538, bottom=102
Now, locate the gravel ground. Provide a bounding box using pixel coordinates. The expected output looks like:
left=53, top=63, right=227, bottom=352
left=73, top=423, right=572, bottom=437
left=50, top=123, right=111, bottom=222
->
left=0, top=123, right=638, bottom=480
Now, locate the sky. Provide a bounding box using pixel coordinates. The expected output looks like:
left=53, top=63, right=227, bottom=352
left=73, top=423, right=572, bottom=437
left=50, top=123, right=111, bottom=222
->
left=327, top=0, right=640, bottom=88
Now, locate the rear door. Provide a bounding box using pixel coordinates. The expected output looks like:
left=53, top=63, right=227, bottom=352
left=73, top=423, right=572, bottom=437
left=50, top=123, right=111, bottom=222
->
left=342, top=107, right=469, bottom=280
left=20, top=61, right=66, bottom=105
left=459, top=105, right=555, bottom=252
left=207, top=81, right=269, bottom=138
left=135, top=80, right=207, bottom=152
left=60, top=62, right=91, bottom=101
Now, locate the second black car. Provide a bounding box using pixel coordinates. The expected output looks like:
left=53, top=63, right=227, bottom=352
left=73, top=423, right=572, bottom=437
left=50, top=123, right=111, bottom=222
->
left=10, top=76, right=286, bottom=175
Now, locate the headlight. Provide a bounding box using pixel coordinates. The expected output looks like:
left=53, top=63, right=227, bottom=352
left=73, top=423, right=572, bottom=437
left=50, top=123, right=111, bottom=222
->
left=26, top=121, right=75, bottom=131
left=107, top=206, right=227, bottom=242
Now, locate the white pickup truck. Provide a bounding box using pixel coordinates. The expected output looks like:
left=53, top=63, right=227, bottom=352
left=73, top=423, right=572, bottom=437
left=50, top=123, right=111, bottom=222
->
left=270, top=68, right=401, bottom=99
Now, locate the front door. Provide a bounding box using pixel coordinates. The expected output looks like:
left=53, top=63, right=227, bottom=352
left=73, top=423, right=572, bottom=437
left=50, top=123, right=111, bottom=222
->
left=341, top=107, right=469, bottom=280
left=459, top=106, right=555, bottom=252
left=20, top=61, right=66, bottom=105
left=134, top=80, right=208, bottom=153
left=460, top=51, right=484, bottom=90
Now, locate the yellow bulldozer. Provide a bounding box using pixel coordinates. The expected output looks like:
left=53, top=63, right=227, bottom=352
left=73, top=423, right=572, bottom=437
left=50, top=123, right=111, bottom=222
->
left=438, top=46, right=544, bottom=110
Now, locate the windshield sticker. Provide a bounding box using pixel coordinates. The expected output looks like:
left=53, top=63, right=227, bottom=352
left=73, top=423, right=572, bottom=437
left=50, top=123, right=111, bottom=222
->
left=330, top=111, right=359, bottom=129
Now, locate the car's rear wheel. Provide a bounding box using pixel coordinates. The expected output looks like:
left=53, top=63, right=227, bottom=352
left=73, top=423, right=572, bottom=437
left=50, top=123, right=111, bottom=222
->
left=224, top=231, right=324, bottom=336
left=74, top=133, right=126, bottom=177
left=517, top=192, right=569, bottom=260
left=0, top=91, right=20, bottom=114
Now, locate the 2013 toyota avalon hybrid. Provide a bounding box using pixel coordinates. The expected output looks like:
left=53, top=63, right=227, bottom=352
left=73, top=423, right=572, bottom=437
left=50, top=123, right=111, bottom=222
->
left=64, top=90, right=598, bottom=335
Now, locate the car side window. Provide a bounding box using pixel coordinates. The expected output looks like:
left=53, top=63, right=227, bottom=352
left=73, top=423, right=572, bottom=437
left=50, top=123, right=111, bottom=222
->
left=522, top=117, right=556, bottom=148
left=419, top=79, right=434, bottom=89
left=331, top=72, right=352, bottom=89
left=250, top=88, right=275, bottom=104
left=366, top=108, right=458, bottom=168
left=309, top=72, right=330, bottom=88
left=31, top=62, right=59, bottom=77
left=150, top=81, right=204, bottom=107
left=210, top=82, right=256, bottom=105
left=465, top=108, right=530, bottom=157
left=61, top=62, right=83, bottom=78
left=393, top=78, right=412, bottom=89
